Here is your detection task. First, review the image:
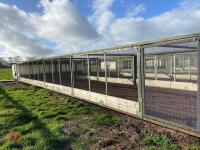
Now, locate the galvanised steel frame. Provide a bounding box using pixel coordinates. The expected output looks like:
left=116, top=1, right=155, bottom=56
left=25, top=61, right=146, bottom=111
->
left=13, top=32, right=200, bottom=137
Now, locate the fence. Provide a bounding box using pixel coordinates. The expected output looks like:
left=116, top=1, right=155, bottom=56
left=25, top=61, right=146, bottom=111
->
left=12, top=33, right=200, bottom=136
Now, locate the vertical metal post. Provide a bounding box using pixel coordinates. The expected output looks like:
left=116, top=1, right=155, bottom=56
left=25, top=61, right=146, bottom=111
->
left=132, top=56, right=136, bottom=85
left=58, top=58, right=62, bottom=85
left=37, top=62, right=40, bottom=81
left=117, top=56, right=120, bottom=78
left=20, top=64, right=22, bottom=78
left=117, top=49, right=120, bottom=78
left=64, top=63, right=66, bottom=73
left=16, top=63, right=19, bottom=79
left=19, top=64, right=22, bottom=78
left=23, top=65, right=27, bottom=78
left=32, top=62, right=35, bottom=80
left=96, top=59, right=99, bottom=80
left=18, top=64, right=20, bottom=78
left=51, top=59, right=54, bottom=84
left=29, top=63, right=32, bottom=79
left=174, top=54, right=176, bottom=82
left=104, top=52, right=108, bottom=95
left=27, top=62, right=30, bottom=79
left=87, top=54, right=91, bottom=91
left=197, top=38, right=200, bottom=131
left=42, top=59, right=46, bottom=82
left=170, top=54, right=173, bottom=77
left=189, top=56, right=191, bottom=80
left=31, top=62, right=33, bottom=79
left=82, top=60, right=84, bottom=75
left=108, top=59, right=110, bottom=77
left=137, top=47, right=145, bottom=118
left=73, top=61, right=75, bottom=88
left=70, top=56, right=74, bottom=91
left=154, top=55, right=157, bottom=80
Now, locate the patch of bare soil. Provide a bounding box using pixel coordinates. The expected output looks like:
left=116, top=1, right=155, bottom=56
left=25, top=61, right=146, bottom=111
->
left=62, top=110, right=200, bottom=150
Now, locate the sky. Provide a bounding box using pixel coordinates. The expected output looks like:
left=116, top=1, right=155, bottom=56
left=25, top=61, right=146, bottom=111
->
left=0, top=0, right=200, bottom=59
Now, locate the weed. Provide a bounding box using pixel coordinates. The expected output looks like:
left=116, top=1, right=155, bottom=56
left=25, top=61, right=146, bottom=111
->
left=141, top=134, right=178, bottom=150
left=90, top=113, right=121, bottom=127
left=72, top=137, right=97, bottom=150
left=184, top=145, right=200, bottom=150
left=6, top=132, right=21, bottom=143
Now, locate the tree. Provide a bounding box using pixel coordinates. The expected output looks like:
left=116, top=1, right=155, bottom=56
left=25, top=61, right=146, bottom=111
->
left=8, top=56, right=22, bottom=63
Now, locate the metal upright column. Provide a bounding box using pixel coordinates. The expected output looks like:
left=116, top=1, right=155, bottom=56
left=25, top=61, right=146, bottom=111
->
left=154, top=55, right=157, bottom=80
left=42, top=59, right=46, bottom=82
left=174, top=54, right=176, bottom=82
left=104, top=52, right=108, bottom=95
left=32, top=62, right=35, bottom=80
left=96, top=59, right=99, bottom=80
left=108, top=59, right=110, bottom=77
left=20, top=64, right=22, bottom=78
left=188, top=56, right=191, bottom=80
left=170, top=54, right=173, bottom=77
left=37, top=61, right=40, bottom=80
left=117, top=49, right=120, bottom=78
left=132, top=56, right=136, bottom=85
left=30, top=63, right=32, bottom=79
left=27, top=62, right=30, bottom=79
left=24, top=64, right=26, bottom=78
left=51, top=59, right=54, bottom=84
left=87, top=55, right=91, bottom=91
left=58, top=58, right=62, bottom=85
left=70, top=56, right=74, bottom=90
left=82, top=60, right=85, bottom=75
left=137, top=46, right=145, bottom=118
left=16, top=63, right=20, bottom=79
left=31, top=62, right=34, bottom=79
left=197, top=37, right=200, bottom=131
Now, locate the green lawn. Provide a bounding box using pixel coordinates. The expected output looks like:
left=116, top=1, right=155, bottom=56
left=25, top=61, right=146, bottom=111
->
left=0, top=84, right=120, bottom=150
left=0, top=68, right=13, bottom=80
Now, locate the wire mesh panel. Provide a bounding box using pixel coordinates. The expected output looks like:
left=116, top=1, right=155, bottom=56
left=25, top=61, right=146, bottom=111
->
left=144, top=49, right=198, bottom=129
left=175, top=53, right=197, bottom=82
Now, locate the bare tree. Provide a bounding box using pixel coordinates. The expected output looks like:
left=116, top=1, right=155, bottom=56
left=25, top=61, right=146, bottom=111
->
left=26, top=56, right=37, bottom=61
left=8, top=56, right=22, bottom=63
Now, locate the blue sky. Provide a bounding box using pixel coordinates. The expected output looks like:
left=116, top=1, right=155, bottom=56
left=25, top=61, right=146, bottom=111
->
left=0, top=0, right=199, bottom=59
left=0, top=0, right=181, bottom=18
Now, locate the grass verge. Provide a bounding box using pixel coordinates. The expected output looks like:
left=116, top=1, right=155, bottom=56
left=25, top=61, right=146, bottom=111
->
left=0, top=84, right=100, bottom=149
left=0, top=68, right=13, bottom=80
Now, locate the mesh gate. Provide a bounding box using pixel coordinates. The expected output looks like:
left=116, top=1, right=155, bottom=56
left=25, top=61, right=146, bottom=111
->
left=144, top=52, right=198, bottom=129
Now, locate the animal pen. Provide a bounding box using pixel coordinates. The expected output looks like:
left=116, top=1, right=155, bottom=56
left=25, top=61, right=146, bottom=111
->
left=12, top=33, right=200, bottom=137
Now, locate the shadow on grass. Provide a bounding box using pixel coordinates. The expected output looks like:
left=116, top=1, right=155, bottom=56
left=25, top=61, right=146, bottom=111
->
left=0, top=88, right=70, bottom=150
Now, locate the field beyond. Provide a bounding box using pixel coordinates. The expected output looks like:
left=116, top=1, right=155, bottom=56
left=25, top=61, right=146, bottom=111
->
left=0, top=68, right=13, bottom=80
left=0, top=82, right=199, bottom=149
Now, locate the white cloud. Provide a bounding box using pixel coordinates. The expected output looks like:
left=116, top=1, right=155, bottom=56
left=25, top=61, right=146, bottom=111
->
left=89, top=0, right=115, bottom=34
left=1, top=0, right=200, bottom=59
left=126, top=4, right=146, bottom=18
left=37, top=0, right=98, bottom=42
left=0, top=3, right=52, bottom=58
left=0, top=0, right=99, bottom=58
left=101, top=0, right=200, bottom=45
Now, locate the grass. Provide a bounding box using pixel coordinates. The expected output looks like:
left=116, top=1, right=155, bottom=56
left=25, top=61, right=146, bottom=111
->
left=0, top=68, right=13, bottom=80
left=0, top=84, right=122, bottom=149
left=89, top=113, right=121, bottom=127
left=0, top=83, right=198, bottom=149
left=141, top=134, right=178, bottom=150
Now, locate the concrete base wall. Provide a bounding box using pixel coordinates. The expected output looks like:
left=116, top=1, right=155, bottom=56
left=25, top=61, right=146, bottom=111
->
left=19, top=77, right=139, bottom=116
left=145, top=79, right=197, bottom=91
